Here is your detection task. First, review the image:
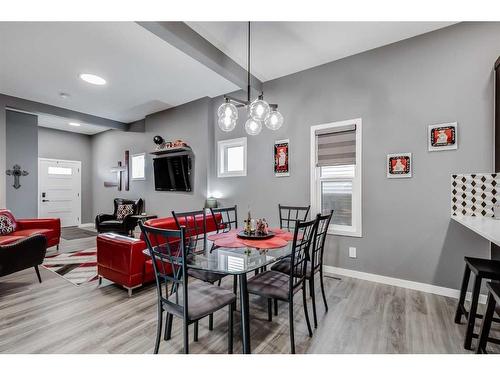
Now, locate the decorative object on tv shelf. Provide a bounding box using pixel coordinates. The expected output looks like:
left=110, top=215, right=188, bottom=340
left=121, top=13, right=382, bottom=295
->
left=216, top=22, right=283, bottom=136
left=451, top=173, right=499, bottom=217
left=428, top=122, right=458, bottom=151
left=6, top=164, right=29, bottom=189
left=274, top=139, right=290, bottom=177
left=104, top=150, right=129, bottom=191
left=387, top=153, right=412, bottom=178
left=152, top=135, right=189, bottom=153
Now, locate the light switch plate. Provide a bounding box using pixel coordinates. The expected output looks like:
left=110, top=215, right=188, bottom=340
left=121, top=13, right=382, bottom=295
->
left=349, top=247, right=357, bottom=258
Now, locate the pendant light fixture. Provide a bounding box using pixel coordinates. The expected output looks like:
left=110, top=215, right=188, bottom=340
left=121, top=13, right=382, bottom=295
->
left=217, top=22, right=283, bottom=135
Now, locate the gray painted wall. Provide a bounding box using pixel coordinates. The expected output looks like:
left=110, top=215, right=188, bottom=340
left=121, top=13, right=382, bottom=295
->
left=38, top=127, right=93, bottom=223
left=6, top=110, right=38, bottom=218
left=91, top=98, right=212, bottom=218
left=209, top=22, right=500, bottom=289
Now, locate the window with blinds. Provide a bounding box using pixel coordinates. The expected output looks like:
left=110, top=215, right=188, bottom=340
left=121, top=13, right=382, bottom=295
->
left=311, top=119, right=362, bottom=237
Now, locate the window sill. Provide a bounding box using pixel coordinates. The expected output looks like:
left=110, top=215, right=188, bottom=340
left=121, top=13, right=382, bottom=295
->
left=217, top=172, right=247, bottom=178
left=327, top=227, right=362, bottom=238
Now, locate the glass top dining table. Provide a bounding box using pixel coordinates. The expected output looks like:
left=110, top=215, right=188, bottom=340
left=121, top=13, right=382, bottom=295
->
left=187, top=239, right=293, bottom=275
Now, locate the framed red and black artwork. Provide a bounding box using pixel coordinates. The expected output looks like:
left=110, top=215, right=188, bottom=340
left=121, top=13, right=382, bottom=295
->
left=387, top=153, right=412, bottom=178
left=274, top=139, right=289, bottom=177
left=428, top=122, right=458, bottom=151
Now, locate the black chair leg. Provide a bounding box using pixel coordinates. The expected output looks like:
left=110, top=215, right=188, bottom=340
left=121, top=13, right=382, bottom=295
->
left=289, top=300, right=295, bottom=354
left=309, top=277, right=318, bottom=328
left=154, top=305, right=163, bottom=354
left=477, top=292, right=496, bottom=354
left=228, top=306, right=234, bottom=354
left=209, top=313, right=214, bottom=330
left=319, top=268, right=328, bottom=312
left=34, top=265, right=42, bottom=283
left=232, top=275, right=238, bottom=311
left=274, top=298, right=278, bottom=316
left=302, top=282, right=313, bottom=337
left=267, top=298, right=273, bottom=322
left=164, top=313, right=173, bottom=341
left=194, top=320, right=199, bottom=342
left=455, top=263, right=471, bottom=324
left=464, top=274, right=482, bottom=350
left=183, top=320, right=189, bottom=354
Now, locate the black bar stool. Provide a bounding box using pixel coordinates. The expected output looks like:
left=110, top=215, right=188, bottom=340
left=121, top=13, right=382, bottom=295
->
left=476, top=282, right=500, bottom=353
left=455, top=257, right=500, bottom=350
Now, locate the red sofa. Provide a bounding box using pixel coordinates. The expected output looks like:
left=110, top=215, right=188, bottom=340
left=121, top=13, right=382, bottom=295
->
left=0, top=209, right=61, bottom=248
left=96, top=213, right=221, bottom=296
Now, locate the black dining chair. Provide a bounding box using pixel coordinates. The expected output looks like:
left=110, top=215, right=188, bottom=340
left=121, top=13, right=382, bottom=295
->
left=272, top=210, right=333, bottom=328
left=246, top=217, right=318, bottom=354
left=279, top=204, right=311, bottom=232
left=140, top=222, right=236, bottom=354
left=172, top=209, right=227, bottom=332
left=210, top=205, right=238, bottom=233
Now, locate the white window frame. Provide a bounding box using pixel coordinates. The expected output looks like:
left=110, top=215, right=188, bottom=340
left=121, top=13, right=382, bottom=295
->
left=217, top=137, right=247, bottom=178
left=131, top=153, right=146, bottom=180
left=310, top=118, right=362, bottom=237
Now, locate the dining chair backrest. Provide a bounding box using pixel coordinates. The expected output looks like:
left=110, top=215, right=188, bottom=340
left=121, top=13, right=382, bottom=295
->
left=289, top=217, right=318, bottom=294
left=311, top=210, right=333, bottom=273
left=210, top=205, right=238, bottom=233
left=140, top=222, right=189, bottom=323
left=172, top=209, right=207, bottom=254
left=279, top=204, right=311, bottom=232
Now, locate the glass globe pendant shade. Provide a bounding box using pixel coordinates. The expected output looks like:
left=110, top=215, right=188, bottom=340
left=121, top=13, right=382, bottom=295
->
left=249, top=99, right=270, bottom=121
left=264, top=110, right=284, bottom=130
left=217, top=101, right=238, bottom=120
left=218, top=115, right=237, bottom=132
left=244, top=117, right=262, bottom=136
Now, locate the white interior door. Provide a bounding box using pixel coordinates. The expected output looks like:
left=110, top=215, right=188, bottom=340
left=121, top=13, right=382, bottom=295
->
left=38, top=158, right=81, bottom=227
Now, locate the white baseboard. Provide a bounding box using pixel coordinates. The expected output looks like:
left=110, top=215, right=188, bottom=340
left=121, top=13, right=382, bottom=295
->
left=78, top=223, right=95, bottom=229
left=323, top=265, right=488, bottom=304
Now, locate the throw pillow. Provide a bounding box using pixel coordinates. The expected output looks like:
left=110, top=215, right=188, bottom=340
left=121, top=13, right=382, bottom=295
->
left=116, top=204, right=134, bottom=220
left=0, top=214, right=16, bottom=235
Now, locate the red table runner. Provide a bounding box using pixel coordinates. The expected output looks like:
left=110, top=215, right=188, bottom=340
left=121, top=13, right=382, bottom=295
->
left=208, top=228, right=294, bottom=249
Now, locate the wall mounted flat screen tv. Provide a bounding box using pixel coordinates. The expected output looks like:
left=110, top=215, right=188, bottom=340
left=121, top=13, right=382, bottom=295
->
left=153, top=154, right=192, bottom=192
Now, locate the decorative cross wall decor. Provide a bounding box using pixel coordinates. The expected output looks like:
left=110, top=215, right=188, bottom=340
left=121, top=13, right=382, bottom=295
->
left=6, top=164, right=29, bottom=189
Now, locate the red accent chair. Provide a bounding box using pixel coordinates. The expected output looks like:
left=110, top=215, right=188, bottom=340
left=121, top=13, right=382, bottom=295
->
left=96, top=212, right=221, bottom=296
left=0, top=209, right=61, bottom=248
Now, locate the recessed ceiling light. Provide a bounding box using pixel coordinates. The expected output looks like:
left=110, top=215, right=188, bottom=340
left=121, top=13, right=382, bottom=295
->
left=69, top=122, right=81, bottom=127
left=79, top=73, right=106, bottom=86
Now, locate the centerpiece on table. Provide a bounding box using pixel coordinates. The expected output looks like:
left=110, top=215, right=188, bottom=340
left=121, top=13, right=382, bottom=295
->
left=239, top=210, right=274, bottom=240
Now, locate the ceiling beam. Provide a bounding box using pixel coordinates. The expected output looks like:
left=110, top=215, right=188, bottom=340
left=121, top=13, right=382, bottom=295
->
left=137, top=21, right=263, bottom=94
left=0, top=94, right=128, bottom=131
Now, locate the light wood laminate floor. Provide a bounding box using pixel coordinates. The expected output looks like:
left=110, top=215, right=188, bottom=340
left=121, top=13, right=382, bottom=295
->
left=0, top=237, right=497, bottom=354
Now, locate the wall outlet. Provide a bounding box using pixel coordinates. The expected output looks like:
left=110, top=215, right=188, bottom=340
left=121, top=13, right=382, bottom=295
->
left=349, top=247, right=357, bottom=259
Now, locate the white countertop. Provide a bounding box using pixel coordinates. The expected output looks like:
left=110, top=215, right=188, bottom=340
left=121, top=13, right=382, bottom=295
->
left=452, top=215, right=500, bottom=246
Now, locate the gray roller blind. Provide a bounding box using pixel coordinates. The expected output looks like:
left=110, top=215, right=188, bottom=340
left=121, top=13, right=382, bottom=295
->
left=316, top=125, right=356, bottom=167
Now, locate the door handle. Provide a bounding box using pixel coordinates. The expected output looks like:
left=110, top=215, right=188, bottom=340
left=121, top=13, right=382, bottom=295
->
left=42, top=199, right=50, bottom=202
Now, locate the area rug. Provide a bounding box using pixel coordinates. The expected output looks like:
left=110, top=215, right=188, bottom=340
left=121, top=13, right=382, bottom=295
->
left=61, top=226, right=97, bottom=240
left=42, top=249, right=98, bottom=286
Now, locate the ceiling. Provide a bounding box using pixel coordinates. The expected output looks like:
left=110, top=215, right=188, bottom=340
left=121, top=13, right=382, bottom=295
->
left=0, top=22, right=457, bottom=133
left=187, top=22, right=457, bottom=82
left=37, top=113, right=110, bottom=135
left=0, top=22, right=239, bottom=124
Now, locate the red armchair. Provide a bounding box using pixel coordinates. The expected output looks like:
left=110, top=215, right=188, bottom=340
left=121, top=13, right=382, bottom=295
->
left=0, top=209, right=60, bottom=248
left=96, top=212, right=221, bottom=296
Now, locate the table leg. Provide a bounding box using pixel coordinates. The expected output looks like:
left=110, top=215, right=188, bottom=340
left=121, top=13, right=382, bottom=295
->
left=238, top=273, right=251, bottom=354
